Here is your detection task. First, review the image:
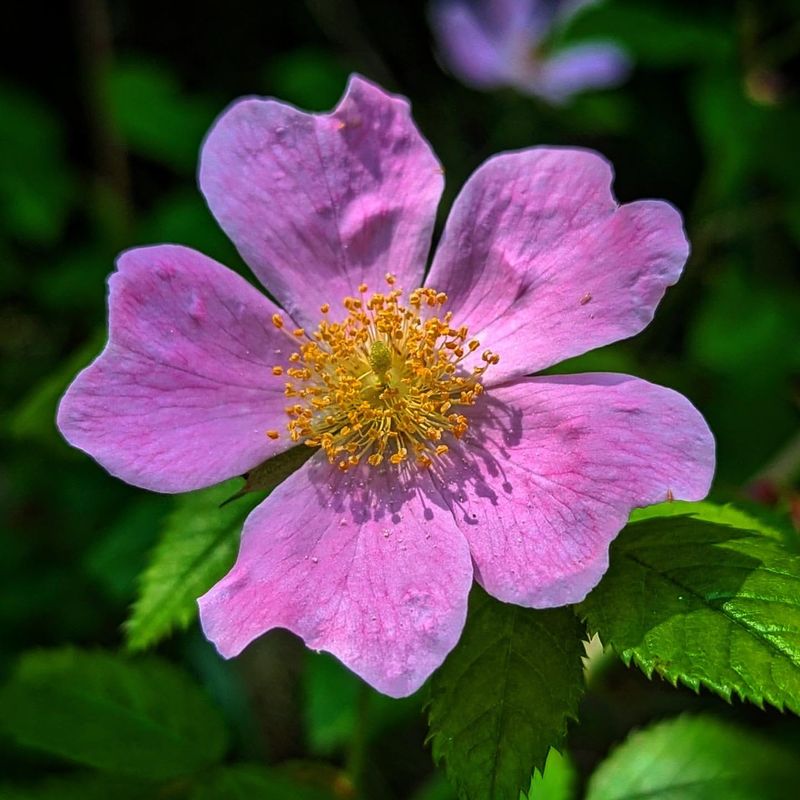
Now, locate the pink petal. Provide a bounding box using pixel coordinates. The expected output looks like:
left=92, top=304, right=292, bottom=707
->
left=434, top=374, right=714, bottom=607
left=57, top=245, right=296, bottom=493
left=427, top=148, right=689, bottom=383
left=528, top=43, right=632, bottom=104
left=429, top=1, right=509, bottom=89
left=198, top=455, right=473, bottom=698
left=199, top=75, right=443, bottom=329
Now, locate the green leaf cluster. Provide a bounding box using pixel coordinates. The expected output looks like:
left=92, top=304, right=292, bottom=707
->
left=579, top=504, right=800, bottom=713
left=0, top=648, right=335, bottom=799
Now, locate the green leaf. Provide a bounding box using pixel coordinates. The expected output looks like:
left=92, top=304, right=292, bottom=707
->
left=585, top=715, right=795, bottom=800
left=125, top=447, right=312, bottom=651
left=124, top=480, right=259, bottom=651
left=303, top=653, right=361, bottom=755
left=0, top=83, right=76, bottom=244
left=109, top=59, right=218, bottom=172
left=7, top=332, right=104, bottom=447
left=428, top=588, right=586, bottom=800
left=0, top=774, right=158, bottom=800
left=687, top=270, right=800, bottom=376
left=221, top=446, right=313, bottom=505
left=629, top=499, right=795, bottom=546
left=189, top=764, right=336, bottom=800
left=525, top=749, right=576, bottom=800
left=84, top=496, right=170, bottom=602
left=563, top=2, right=733, bottom=66
left=578, top=513, right=800, bottom=713
left=0, top=649, right=228, bottom=779
left=265, top=48, right=349, bottom=110
left=303, top=651, right=422, bottom=757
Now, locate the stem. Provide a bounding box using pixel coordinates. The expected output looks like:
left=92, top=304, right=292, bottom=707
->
left=346, top=680, right=372, bottom=797
left=73, top=0, right=133, bottom=245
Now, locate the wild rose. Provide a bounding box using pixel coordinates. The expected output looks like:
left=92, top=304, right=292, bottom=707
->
left=58, top=76, right=714, bottom=697
left=430, top=0, right=631, bottom=104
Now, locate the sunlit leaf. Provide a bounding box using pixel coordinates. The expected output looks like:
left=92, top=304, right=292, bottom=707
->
left=579, top=513, right=800, bottom=713
left=124, top=480, right=259, bottom=652
left=525, top=749, right=576, bottom=800
left=586, top=715, right=795, bottom=800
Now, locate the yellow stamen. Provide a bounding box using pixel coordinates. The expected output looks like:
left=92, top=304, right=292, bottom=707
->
left=271, top=285, right=498, bottom=470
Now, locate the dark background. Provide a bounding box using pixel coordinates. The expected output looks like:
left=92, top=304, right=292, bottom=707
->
left=2, top=1, right=800, bottom=797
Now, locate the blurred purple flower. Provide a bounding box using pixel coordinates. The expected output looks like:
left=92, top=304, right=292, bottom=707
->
left=430, top=0, right=631, bottom=103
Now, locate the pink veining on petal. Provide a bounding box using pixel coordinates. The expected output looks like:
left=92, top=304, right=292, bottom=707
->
left=199, top=75, right=444, bottom=329
left=427, top=147, right=689, bottom=383
left=432, top=373, right=715, bottom=608
left=57, top=245, right=296, bottom=493
left=198, top=454, right=473, bottom=698
left=55, top=74, right=716, bottom=699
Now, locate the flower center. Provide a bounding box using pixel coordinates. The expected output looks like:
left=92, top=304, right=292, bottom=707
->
left=268, top=276, right=499, bottom=471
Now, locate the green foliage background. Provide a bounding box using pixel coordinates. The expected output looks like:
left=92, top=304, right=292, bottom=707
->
left=1, top=1, right=800, bottom=798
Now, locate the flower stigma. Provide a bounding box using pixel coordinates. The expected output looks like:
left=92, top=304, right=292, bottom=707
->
left=270, top=275, right=499, bottom=471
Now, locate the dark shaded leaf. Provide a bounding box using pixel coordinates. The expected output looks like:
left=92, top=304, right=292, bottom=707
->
left=429, top=589, right=585, bottom=800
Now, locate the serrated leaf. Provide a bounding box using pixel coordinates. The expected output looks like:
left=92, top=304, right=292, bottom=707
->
left=0, top=649, right=227, bottom=779
left=578, top=514, right=800, bottom=713
left=525, top=749, right=576, bottom=800
left=586, top=715, right=795, bottom=800
left=126, top=447, right=312, bottom=651
left=124, top=480, right=259, bottom=651
left=428, top=588, right=586, bottom=800
left=629, top=499, right=797, bottom=548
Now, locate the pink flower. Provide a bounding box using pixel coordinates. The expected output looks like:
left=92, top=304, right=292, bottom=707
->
left=430, top=0, right=631, bottom=104
left=58, top=76, right=714, bottom=697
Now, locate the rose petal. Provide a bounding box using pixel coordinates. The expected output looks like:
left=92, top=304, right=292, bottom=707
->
left=427, top=148, right=689, bottom=382
left=429, top=1, right=511, bottom=88
left=530, top=43, right=631, bottom=104
left=430, top=0, right=554, bottom=89
left=57, top=245, right=295, bottom=493
left=434, top=374, right=715, bottom=607
left=199, top=75, right=443, bottom=329
left=198, top=454, right=473, bottom=697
